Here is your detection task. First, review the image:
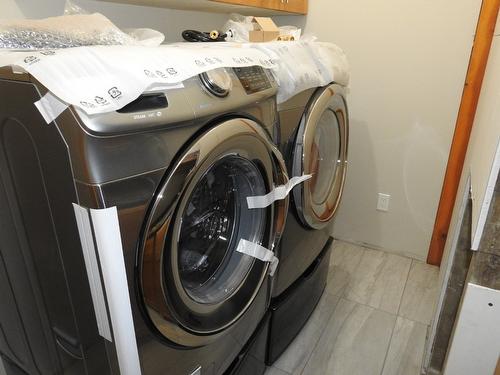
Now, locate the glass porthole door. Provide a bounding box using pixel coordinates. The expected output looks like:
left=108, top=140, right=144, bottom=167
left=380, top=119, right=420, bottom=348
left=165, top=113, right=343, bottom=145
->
left=293, top=84, right=349, bottom=229
left=139, top=118, right=288, bottom=347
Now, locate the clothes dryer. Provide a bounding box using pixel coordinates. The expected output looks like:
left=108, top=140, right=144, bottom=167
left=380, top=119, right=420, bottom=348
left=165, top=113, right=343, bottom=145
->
left=267, top=83, right=349, bottom=364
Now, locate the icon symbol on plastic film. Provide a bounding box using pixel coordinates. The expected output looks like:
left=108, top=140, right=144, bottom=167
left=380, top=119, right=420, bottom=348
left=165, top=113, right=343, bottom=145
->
left=166, top=67, right=178, bottom=75
left=95, top=96, right=109, bottom=105
left=194, top=60, right=205, bottom=67
left=108, top=87, right=122, bottom=99
left=23, top=56, right=40, bottom=65
left=260, top=59, right=272, bottom=67
left=144, top=69, right=156, bottom=78
left=40, top=50, right=56, bottom=56
left=80, top=101, right=96, bottom=108
left=156, top=70, right=167, bottom=78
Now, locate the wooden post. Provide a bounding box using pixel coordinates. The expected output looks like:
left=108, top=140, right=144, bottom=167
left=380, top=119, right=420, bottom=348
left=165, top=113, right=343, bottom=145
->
left=427, top=0, right=500, bottom=266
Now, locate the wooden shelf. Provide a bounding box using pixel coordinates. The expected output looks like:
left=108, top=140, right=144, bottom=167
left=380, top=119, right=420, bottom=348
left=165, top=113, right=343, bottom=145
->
left=101, top=0, right=307, bottom=15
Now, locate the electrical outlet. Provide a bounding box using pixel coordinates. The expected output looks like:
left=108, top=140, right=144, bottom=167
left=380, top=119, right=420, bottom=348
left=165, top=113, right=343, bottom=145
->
left=377, top=193, right=390, bottom=212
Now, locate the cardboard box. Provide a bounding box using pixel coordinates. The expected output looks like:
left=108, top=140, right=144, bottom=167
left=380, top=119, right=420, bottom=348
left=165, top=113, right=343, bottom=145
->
left=249, top=17, right=280, bottom=42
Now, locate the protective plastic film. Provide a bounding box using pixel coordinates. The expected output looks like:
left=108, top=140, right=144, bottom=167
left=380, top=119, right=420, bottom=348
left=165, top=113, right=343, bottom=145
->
left=251, top=41, right=350, bottom=103
left=247, top=174, right=312, bottom=209
left=89, top=207, right=142, bottom=375
left=72, top=204, right=112, bottom=342
left=0, top=40, right=349, bottom=119
left=236, top=239, right=279, bottom=276
left=0, top=45, right=277, bottom=116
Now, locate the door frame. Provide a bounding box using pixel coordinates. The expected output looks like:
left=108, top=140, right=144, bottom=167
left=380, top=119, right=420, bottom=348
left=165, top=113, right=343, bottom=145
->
left=427, top=0, right=500, bottom=266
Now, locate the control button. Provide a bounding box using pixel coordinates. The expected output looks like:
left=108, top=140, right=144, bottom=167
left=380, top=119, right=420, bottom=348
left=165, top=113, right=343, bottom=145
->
left=199, top=68, right=232, bottom=97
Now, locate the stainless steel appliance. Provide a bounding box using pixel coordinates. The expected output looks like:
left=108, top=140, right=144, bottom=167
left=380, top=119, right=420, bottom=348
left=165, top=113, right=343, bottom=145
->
left=0, top=65, right=287, bottom=375
left=267, top=83, right=349, bottom=364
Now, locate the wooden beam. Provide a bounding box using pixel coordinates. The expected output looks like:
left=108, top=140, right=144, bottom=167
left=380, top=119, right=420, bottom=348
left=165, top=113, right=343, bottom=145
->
left=427, top=0, right=500, bottom=266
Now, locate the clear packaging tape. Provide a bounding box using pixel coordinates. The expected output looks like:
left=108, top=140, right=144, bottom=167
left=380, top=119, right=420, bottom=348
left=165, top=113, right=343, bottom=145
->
left=34, top=92, right=68, bottom=123
left=247, top=174, right=312, bottom=209
left=236, top=239, right=279, bottom=276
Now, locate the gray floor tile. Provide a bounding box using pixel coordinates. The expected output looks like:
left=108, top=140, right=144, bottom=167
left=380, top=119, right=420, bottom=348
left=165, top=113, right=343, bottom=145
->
left=381, top=317, right=428, bottom=375
left=344, top=249, right=412, bottom=314
left=264, top=366, right=291, bottom=375
left=301, top=298, right=396, bottom=375
left=326, top=241, right=365, bottom=297
left=273, top=291, right=342, bottom=374
left=399, top=261, right=440, bottom=324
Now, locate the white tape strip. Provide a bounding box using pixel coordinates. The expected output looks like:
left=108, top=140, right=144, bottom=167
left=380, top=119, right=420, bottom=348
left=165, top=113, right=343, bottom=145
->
left=247, top=174, right=312, bottom=209
left=236, top=239, right=279, bottom=276
left=72, top=204, right=113, bottom=342
left=11, top=65, right=26, bottom=74
left=34, top=92, right=68, bottom=124
left=90, top=207, right=142, bottom=375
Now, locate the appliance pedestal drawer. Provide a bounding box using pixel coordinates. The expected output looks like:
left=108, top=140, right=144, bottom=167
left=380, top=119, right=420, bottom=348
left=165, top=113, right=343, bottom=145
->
left=267, top=238, right=332, bottom=364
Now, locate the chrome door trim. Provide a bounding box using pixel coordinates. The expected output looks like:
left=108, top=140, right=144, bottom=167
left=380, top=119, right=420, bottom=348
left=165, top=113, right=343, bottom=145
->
left=293, top=84, right=349, bottom=229
left=139, top=118, right=288, bottom=347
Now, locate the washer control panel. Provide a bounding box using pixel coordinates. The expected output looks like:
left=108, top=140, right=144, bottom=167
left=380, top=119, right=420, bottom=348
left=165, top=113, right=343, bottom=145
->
left=233, top=66, right=272, bottom=94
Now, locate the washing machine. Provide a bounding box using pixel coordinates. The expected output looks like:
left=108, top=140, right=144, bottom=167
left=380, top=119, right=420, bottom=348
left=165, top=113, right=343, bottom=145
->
left=267, top=83, right=349, bottom=364
left=0, top=65, right=288, bottom=375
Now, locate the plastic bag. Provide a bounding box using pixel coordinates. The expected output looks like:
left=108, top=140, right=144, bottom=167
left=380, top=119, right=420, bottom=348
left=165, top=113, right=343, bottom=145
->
left=222, top=14, right=255, bottom=43
left=252, top=41, right=349, bottom=102
left=278, top=26, right=301, bottom=41
left=63, top=0, right=90, bottom=15
left=0, top=0, right=164, bottom=50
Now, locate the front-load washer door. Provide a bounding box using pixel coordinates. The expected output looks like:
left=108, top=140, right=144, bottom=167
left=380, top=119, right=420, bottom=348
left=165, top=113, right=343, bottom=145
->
left=292, top=84, right=349, bottom=229
left=139, top=118, right=288, bottom=347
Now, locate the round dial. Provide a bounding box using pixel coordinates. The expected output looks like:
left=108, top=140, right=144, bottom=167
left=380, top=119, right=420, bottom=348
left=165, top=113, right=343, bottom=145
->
left=199, top=68, right=232, bottom=97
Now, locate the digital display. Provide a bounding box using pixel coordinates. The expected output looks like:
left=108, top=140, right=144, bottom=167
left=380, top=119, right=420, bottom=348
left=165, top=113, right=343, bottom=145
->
left=233, top=66, right=272, bottom=94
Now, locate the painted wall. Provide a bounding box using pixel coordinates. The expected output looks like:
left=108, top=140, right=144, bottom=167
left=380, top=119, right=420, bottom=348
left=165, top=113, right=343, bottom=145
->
left=276, top=0, right=481, bottom=260
left=1, top=0, right=228, bottom=42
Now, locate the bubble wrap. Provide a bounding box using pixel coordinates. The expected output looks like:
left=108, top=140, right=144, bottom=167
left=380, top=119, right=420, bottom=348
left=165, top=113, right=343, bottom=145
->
left=0, top=13, right=157, bottom=50
left=0, top=26, right=133, bottom=50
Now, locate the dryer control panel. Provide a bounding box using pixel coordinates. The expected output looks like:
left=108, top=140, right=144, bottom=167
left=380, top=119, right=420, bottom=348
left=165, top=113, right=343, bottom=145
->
left=233, top=66, right=272, bottom=94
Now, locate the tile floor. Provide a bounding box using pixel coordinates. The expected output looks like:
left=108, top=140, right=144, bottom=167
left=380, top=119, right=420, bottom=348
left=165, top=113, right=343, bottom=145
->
left=265, top=240, right=440, bottom=375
